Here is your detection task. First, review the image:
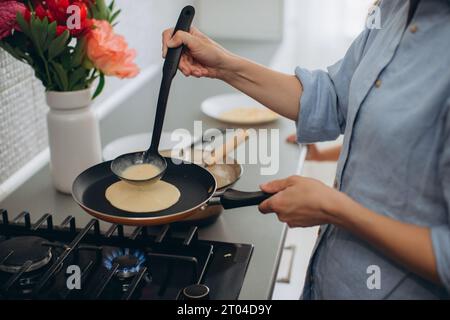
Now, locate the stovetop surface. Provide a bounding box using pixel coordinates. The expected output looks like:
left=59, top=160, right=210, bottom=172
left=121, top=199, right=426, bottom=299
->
left=0, top=210, right=253, bottom=300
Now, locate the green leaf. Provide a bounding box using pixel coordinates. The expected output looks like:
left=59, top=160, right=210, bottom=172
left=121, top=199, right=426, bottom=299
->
left=7, top=31, right=29, bottom=50
left=109, top=9, right=121, bottom=24
left=0, top=41, right=22, bottom=61
left=44, top=21, right=57, bottom=51
left=82, top=58, right=94, bottom=70
left=71, top=83, right=88, bottom=91
left=60, top=48, right=72, bottom=70
left=50, top=61, right=69, bottom=91
left=108, top=0, right=115, bottom=11
left=92, top=0, right=109, bottom=20
left=72, top=37, right=87, bottom=68
left=16, top=12, right=31, bottom=38
left=39, top=17, right=49, bottom=50
left=48, top=30, right=70, bottom=60
left=14, top=48, right=33, bottom=64
left=69, top=67, right=88, bottom=89
left=29, top=17, right=41, bottom=50
left=34, top=69, right=50, bottom=88
left=92, top=73, right=105, bottom=99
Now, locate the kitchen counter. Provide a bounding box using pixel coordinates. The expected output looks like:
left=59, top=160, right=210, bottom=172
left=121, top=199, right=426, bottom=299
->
left=0, top=40, right=303, bottom=299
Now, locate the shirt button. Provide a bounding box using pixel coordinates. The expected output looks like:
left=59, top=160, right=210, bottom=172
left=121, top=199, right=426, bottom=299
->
left=410, top=24, right=418, bottom=33
left=375, top=79, right=382, bottom=88
left=333, top=178, right=338, bottom=189
left=317, top=228, right=322, bottom=237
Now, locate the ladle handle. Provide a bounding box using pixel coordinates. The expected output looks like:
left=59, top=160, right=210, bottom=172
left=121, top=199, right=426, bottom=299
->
left=149, top=6, right=195, bottom=154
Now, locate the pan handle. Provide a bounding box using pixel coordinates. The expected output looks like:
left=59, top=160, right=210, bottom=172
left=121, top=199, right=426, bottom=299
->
left=218, top=189, right=273, bottom=210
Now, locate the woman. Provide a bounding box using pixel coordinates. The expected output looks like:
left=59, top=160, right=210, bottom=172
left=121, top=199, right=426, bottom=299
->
left=162, top=0, right=450, bottom=299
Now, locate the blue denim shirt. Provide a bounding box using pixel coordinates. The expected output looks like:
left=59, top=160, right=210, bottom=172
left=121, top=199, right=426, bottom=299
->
left=296, top=0, right=450, bottom=299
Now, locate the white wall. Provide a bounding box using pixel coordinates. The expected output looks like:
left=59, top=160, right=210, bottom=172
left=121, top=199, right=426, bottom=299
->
left=0, top=50, right=48, bottom=187
left=287, top=0, right=373, bottom=70
left=196, top=0, right=283, bottom=40
left=95, top=0, right=193, bottom=105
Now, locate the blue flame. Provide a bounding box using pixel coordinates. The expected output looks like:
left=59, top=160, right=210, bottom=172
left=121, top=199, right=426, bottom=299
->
left=103, top=248, right=146, bottom=274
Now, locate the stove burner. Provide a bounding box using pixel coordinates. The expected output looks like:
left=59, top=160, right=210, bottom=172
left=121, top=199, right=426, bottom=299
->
left=181, top=284, right=210, bottom=300
left=104, top=248, right=146, bottom=279
left=0, top=236, right=52, bottom=273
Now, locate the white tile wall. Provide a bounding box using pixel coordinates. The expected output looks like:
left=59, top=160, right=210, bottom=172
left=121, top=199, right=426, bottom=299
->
left=0, top=50, right=48, bottom=185
left=0, top=0, right=192, bottom=185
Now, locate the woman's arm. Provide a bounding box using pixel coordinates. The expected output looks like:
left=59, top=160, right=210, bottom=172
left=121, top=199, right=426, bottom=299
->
left=162, top=28, right=302, bottom=120
left=286, top=135, right=342, bottom=161
left=259, top=176, right=441, bottom=285
left=308, top=145, right=342, bottom=161
left=328, top=190, right=440, bottom=285
left=220, top=56, right=302, bottom=120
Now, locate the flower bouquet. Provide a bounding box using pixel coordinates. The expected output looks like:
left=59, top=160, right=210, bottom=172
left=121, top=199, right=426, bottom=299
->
left=0, top=0, right=140, bottom=193
left=0, top=0, right=139, bottom=97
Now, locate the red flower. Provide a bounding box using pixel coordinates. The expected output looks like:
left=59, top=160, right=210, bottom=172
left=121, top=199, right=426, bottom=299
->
left=31, top=0, right=94, bottom=37
left=46, top=0, right=70, bottom=24
left=35, top=4, right=46, bottom=19
left=24, top=8, right=32, bottom=22
left=56, top=25, right=67, bottom=36
left=66, top=2, right=92, bottom=36
left=35, top=4, right=55, bottom=22
left=0, top=1, right=27, bottom=40
left=79, top=0, right=96, bottom=5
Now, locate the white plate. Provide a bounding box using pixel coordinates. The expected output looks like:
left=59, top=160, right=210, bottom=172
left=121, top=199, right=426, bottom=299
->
left=102, top=132, right=201, bottom=161
left=201, top=93, right=279, bottom=125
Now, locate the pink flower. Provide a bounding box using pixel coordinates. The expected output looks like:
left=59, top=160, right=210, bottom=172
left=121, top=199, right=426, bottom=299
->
left=86, top=19, right=139, bottom=78
left=0, top=1, right=26, bottom=40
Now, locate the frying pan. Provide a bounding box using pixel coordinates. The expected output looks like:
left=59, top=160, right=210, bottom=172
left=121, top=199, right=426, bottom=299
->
left=178, top=158, right=243, bottom=226
left=72, top=158, right=270, bottom=226
left=72, top=6, right=271, bottom=225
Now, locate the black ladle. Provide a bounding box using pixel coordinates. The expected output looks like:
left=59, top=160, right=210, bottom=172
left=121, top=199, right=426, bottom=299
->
left=111, top=6, right=195, bottom=186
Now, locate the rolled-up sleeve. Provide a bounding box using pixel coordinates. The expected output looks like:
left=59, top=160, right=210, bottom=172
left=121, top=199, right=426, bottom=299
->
left=432, top=99, right=450, bottom=292
left=295, top=28, right=371, bottom=143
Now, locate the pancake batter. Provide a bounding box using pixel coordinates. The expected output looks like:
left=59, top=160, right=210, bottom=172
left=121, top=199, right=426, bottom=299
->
left=105, top=180, right=180, bottom=213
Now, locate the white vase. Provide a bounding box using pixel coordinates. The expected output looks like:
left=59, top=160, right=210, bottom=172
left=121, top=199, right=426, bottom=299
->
left=46, top=89, right=102, bottom=194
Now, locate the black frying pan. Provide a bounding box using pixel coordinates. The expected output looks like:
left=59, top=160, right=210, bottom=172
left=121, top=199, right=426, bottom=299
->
left=72, top=158, right=271, bottom=226
left=72, top=6, right=271, bottom=225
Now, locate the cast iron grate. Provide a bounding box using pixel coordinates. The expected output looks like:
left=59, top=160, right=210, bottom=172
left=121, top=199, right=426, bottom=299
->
left=0, top=209, right=253, bottom=300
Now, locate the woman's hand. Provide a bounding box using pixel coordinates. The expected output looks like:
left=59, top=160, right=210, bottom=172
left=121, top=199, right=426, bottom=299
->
left=259, top=176, right=342, bottom=228
left=161, top=27, right=302, bottom=120
left=162, top=27, right=234, bottom=79
left=260, top=177, right=441, bottom=285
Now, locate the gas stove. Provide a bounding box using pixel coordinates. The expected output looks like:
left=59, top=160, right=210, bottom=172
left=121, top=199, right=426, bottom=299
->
left=0, top=209, right=253, bottom=300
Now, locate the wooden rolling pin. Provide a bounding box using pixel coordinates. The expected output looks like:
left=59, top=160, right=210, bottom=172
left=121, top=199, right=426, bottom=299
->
left=203, top=129, right=249, bottom=166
